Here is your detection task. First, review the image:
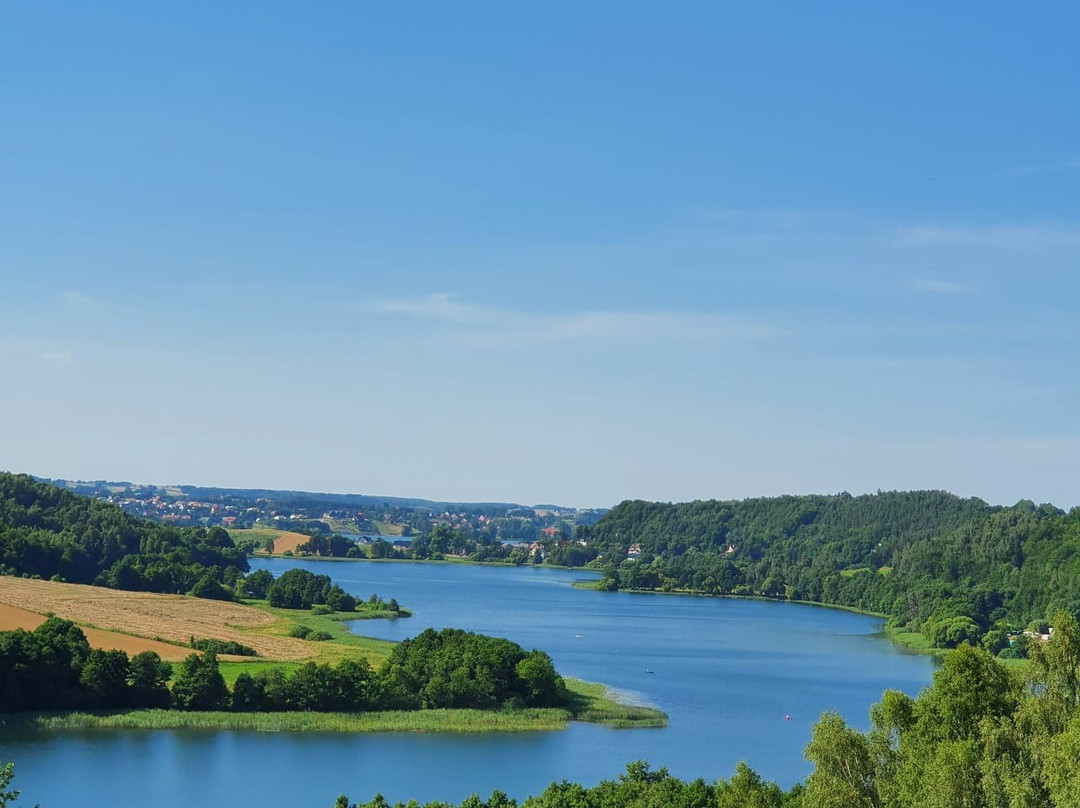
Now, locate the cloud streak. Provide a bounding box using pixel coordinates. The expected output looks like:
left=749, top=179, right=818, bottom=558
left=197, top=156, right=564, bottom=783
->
left=909, top=278, right=973, bottom=294
left=896, top=223, right=1080, bottom=249
left=359, top=293, right=778, bottom=343
left=1003, top=156, right=1080, bottom=178
left=41, top=351, right=74, bottom=366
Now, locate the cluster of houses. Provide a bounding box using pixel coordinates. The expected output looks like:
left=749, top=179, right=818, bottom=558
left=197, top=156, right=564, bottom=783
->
left=65, top=478, right=602, bottom=542
left=1009, top=627, right=1054, bottom=646
left=110, top=495, right=253, bottom=526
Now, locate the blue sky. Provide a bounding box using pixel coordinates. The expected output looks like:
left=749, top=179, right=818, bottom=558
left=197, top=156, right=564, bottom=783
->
left=1, top=2, right=1078, bottom=507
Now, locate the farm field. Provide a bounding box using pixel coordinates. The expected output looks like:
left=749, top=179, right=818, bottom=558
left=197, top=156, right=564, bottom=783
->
left=233, top=527, right=314, bottom=555
left=0, top=576, right=663, bottom=732
left=0, top=602, right=198, bottom=661
left=0, top=577, right=392, bottom=665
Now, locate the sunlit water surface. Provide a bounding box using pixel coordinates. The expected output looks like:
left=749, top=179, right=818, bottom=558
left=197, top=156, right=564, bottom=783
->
left=0, top=559, right=934, bottom=807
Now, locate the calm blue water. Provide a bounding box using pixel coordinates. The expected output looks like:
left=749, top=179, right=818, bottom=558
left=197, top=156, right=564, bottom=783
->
left=0, top=560, right=934, bottom=808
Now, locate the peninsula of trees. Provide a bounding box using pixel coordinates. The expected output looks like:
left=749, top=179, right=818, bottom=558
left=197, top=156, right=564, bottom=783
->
left=0, top=619, right=566, bottom=714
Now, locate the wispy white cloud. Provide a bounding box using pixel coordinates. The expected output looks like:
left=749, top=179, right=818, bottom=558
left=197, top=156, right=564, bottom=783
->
left=1002, top=156, right=1080, bottom=179
left=61, top=290, right=105, bottom=309
left=909, top=278, right=973, bottom=294
left=368, top=293, right=479, bottom=324
left=41, top=351, right=74, bottom=366
left=359, top=294, right=778, bottom=343
left=896, top=223, right=1080, bottom=249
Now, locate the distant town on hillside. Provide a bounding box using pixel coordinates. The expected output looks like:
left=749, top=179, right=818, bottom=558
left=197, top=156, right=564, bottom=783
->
left=37, top=477, right=607, bottom=543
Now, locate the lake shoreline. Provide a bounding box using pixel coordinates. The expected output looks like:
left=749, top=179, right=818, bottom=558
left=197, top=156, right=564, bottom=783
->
left=251, top=552, right=590, bottom=573
left=0, top=708, right=575, bottom=734
left=0, top=679, right=667, bottom=735
left=253, top=553, right=938, bottom=660
left=568, top=579, right=946, bottom=658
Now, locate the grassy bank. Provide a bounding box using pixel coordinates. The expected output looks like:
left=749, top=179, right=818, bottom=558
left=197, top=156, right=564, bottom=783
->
left=563, top=678, right=667, bottom=728
left=571, top=579, right=604, bottom=591
left=252, top=552, right=596, bottom=574
left=884, top=625, right=938, bottom=655
left=4, top=708, right=574, bottom=734
left=1, top=677, right=666, bottom=735
left=4, top=680, right=666, bottom=734
left=227, top=600, right=399, bottom=670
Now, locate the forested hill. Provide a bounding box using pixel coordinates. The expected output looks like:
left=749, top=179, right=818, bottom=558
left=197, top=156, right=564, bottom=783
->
left=0, top=472, right=247, bottom=594
left=579, top=491, right=1080, bottom=649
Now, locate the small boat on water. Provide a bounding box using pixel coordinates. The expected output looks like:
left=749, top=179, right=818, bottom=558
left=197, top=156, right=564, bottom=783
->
left=644, top=669, right=654, bottom=674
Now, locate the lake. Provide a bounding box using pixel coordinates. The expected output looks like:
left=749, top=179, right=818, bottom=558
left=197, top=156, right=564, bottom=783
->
left=0, top=559, right=935, bottom=807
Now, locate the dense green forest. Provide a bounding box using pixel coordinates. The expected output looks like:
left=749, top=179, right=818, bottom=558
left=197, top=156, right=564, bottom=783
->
left=0, top=472, right=247, bottom=596
left=574, top=492, right=1080, bottom=650
left=0, top=617, right=173, bottom=711
left=331, top=612, right=1080, bottom=808
left=0, top=620, right=566, bottom=714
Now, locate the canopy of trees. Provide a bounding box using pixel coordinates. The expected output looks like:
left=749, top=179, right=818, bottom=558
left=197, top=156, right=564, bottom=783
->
left=0, top=621, right=567, bottom=715
left=332, top=759, right=801, bottom=808
left=577, top=492, right=1080, bottom=650
left=380, top=628, right=566, bottom=710
left=266, top=568, right=357, bottom=611
left=0, top=473, right=247, bottom=598
left=0, top=617, right=172, bottom=711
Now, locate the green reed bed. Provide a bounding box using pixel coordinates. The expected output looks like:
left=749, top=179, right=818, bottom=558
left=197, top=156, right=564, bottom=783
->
left=5, top=684, right=667, bottom=734
left=10, top=707, right=574, bottom=733
left=563, top=679, right=668, bottom=728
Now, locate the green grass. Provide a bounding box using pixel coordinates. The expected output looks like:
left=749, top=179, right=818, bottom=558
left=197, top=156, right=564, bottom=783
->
left=371, top=521, right=404, bottom=536
left=839, top=567, right=871, bottom=578
left=216, top=660, right=308, bottom=686
left=885, top=626, right=937, bottom=655
left=1, top=678, right=666, bottom=735
left=228, top=527, right=282, bottom=543
left=8, top=708, right=575, bottom=733
left=571, top=579, right=606, bottom=591
left=563, top=678, right=668, bottom=728
left=237, top=600, right=399, bottom=668
left=6, top=681, right=666, bottom=734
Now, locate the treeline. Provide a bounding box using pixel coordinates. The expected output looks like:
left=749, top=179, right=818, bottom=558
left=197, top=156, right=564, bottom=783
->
left=0, top=617, right=173, bottom=711
left=577, top=491, right=1080, bottom=650
left=234, top=628, right=566, bottom=712
left=380, top=628, right=566, bottom=710
left=239, top=568, right=403, bottom=615
left=332, top=761, right=802, bottom=808
left=0, top=475, right=410, bottom=616
left=799, top=609, right=1080, bottom=807
left=353, top=526, right=597, bottom=568
left=0, top=622, right=566, bottom=715
left=0, top=472, right=247, bottom=598
left=331, top=613, right=1080, bottom=808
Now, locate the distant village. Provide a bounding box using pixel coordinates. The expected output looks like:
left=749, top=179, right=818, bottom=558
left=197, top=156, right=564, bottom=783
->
left=44, top=478, right=606, bottom=546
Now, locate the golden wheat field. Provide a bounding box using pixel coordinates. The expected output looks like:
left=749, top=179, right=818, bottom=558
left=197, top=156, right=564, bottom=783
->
left=0, top=602, right=200, bottom=661
left=0, top=577, right=313, bottom=660
left=236, top=528, right=313, bottom=555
